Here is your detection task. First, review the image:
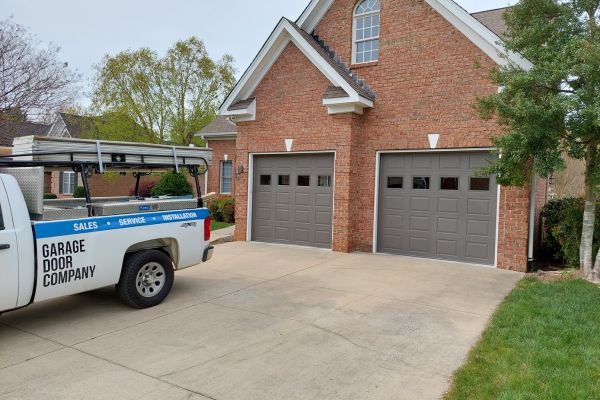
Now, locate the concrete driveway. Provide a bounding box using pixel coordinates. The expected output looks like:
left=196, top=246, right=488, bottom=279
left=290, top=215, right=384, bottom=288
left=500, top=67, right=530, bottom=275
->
left=0, top=242, right=521, bottom=400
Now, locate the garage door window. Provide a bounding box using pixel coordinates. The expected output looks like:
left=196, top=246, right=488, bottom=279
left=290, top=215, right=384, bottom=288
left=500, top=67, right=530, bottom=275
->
left=412, top=177, right=430, bottom=190
left=260, top=175, right=271, bottom=185
left=387, top=177, right=403, bottom=189
left=470, top=177, right=490, bottom=191
left=440, top=177, right=459, bottom=190
left=278, top=175, right=290, bottom=186
left=318, top=175, right=332, bottom=187
left=297, top=175, right=311, bottom=187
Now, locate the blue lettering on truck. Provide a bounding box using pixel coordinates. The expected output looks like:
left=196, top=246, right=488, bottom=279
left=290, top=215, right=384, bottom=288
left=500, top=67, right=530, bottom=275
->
left=33, top=208, right=209, bottom=239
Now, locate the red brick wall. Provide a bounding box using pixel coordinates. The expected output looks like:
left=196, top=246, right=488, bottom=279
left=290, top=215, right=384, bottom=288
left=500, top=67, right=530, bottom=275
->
left=206, top=140, right=236, bottom=196
left=233, top=0, right=533, bottom=271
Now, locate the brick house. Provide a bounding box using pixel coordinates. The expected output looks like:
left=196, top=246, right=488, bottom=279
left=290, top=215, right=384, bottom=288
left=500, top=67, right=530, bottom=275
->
left=213, top=0, right=546, bottom=271
left=198, top=116, right=237, bottom=197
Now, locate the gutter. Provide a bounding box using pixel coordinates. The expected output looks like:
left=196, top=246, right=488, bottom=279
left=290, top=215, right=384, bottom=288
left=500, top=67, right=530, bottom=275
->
left=527, top=174, right=537, bottom=272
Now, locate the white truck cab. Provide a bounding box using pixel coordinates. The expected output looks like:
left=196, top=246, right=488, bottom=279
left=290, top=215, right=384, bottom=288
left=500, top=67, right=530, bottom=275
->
left=0, top=136, right=214, bottom=313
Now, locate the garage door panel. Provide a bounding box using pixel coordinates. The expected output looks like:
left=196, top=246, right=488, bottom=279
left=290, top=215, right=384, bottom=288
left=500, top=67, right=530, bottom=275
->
left=436, top=239, right=458, bottom=256
left=252, top=154, right=333, bottom=248
left=437, top=198, right=459, bottom=213
left=437, top=217, right=459, bottom=234
left=410, top=197, right=431, bottom=212
left=409, top=216, right=431, bottom=232
left=467, top=199, right=491, bottom=216
left=295, top=192, right=311, bottom=206
left=467, top=220, right=490, bottom=236
left=378, top=153, right=497, bottom=265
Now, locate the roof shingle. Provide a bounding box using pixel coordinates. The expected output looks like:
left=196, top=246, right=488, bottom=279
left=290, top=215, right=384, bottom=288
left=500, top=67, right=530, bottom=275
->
left=0, top=120, right=50, bottom=146
left=472, top=7, right=511, bottom=40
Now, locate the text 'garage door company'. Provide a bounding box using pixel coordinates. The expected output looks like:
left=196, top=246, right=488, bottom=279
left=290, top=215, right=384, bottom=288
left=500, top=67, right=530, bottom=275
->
left=252, top=154, right=334, bottom=248
left=378, top=152, right=498, bottom=265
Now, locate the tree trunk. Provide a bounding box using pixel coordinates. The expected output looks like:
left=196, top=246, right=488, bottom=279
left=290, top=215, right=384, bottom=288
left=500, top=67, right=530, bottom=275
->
left=580, top=181, right=596, bottom=279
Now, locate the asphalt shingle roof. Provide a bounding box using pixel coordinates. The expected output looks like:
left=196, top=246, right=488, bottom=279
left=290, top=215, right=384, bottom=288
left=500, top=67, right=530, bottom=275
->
left=0, top=120, right=50, bottom=146
left=199, top=116, right=237, bottom=135
left=472, top=7, right=511, bottom=40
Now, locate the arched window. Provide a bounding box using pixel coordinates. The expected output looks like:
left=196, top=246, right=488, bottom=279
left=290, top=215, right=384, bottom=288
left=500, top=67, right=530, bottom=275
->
left=353, top=0, right=380, bottom=64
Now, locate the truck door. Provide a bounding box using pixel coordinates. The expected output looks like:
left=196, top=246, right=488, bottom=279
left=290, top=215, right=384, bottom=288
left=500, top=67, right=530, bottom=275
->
left=0, top=176, right=20, bottom=311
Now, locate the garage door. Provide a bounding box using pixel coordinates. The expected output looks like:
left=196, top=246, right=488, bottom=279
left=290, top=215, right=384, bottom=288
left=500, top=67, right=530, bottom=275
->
left=377, top=152, right=498, bottom=265
left=252, top=154, right=334, bottom=248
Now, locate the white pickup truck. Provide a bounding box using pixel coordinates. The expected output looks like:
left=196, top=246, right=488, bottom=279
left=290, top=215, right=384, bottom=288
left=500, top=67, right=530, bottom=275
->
left=0, top=136, right=214, bottom=313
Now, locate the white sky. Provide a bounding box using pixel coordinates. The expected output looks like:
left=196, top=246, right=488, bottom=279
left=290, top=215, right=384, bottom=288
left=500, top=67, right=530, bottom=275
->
left=1, top=0, right=516, bottom=104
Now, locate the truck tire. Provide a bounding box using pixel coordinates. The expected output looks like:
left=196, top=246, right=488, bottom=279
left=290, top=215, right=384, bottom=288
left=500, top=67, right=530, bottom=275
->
left=116, top=250, right=174, bottom=309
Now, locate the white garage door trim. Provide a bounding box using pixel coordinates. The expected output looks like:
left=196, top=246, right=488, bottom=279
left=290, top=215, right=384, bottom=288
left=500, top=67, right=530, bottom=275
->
left=372, top=148, right=500, bottom=268
left=246, top=151, right=337, bottom=246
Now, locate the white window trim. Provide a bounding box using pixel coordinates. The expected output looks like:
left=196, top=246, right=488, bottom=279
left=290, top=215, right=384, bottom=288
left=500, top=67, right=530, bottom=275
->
left=220, top=160, right=233, bottom=195
left=61, top=171, right=76, bottom=195
left=352, top=0, right=380, bottom=65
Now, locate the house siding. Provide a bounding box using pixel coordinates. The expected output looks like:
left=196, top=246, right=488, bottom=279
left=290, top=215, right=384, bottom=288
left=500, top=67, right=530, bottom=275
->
left=233, top=0, right=534, bottom=272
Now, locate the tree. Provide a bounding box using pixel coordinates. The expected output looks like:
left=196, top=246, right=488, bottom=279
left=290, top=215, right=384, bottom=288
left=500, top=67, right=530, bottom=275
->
left=0, top=18, right=78, bottom=122
left=478, top=0, right=600, bottom=281
left=91, top=37, right=235, bottom=145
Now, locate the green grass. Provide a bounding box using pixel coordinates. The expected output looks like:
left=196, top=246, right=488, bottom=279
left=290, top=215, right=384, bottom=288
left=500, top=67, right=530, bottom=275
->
left=210, top=220, right=233, bottom=231
left=446, top=277, right=600, bottom=400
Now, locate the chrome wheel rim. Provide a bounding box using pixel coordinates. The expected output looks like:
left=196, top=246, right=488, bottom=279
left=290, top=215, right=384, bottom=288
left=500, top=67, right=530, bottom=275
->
left=136, top=262, right=166, bottom=298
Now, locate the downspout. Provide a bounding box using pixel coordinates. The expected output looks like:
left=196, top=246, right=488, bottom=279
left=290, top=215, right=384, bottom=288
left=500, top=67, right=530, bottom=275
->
left=203, top=137, right=209, bottom=195
left=527, top=174, right=537, bottom=272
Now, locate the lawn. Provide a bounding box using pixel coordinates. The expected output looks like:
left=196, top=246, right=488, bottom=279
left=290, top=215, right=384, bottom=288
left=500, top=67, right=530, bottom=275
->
left=210, top=220, right=233, bottom=231
left=446, top=276, right=600, bottom=400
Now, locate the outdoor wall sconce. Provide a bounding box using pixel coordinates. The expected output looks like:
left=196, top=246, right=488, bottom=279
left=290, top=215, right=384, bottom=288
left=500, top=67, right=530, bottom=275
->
left=237, top=164, right=245, bottom=177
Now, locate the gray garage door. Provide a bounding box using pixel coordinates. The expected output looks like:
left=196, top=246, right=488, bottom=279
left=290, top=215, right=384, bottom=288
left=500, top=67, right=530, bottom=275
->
left=252, top=154, right=334, bottom=248
left=377, top=152, right=498, bottom=265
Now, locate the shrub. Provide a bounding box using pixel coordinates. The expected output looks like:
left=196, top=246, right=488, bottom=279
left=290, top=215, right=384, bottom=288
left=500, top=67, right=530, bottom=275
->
left=73, top=186, right=86, bottom=199
left=541, top=197, right=580, bottom=260
left=150, top=172, right=192, bottom=197
left=129, top=180, right=156, bottom=198
left=43, top=193, right=57, bottom=200
left=208, top=196, right=235, bottom=223
left=542, top=197, right=600, bottom=267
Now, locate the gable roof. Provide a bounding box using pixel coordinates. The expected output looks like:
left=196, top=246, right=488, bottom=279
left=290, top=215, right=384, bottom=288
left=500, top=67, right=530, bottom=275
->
left=0, top=120, right=50, bottom=146
left=297, top=0, right=531, bottom=70
left=472, top=7, right=510, bottom=40
left=59, top=113, right=92, bottom=138
left=198, top=116, right=238, bottom=138
left=220, top=18, right=375, bottom=119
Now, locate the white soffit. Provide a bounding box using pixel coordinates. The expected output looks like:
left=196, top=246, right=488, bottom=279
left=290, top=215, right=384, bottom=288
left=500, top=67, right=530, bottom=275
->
left=297, top=0, right=335, bottom=33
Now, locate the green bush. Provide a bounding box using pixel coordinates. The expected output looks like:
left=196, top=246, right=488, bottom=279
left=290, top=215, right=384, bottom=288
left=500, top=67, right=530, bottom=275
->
left=43, top=193, right=58, bottom=200
left=542, top=197, right=600, bottom=267
left=150, top=172, right=192, bottom=197
left=208, top=196, right=235, bottom=223
left=541, top=197, right=580, bottom=261
left=73, top=186, right=86, bottom=199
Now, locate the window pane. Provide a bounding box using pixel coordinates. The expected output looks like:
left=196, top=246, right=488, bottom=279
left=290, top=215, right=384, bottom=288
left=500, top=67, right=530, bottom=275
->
left=278, top=175, right=290, bottom=186
left=441, top=177, right=459, bottom=190
left=260, top=175, right=271, bottom=185
left=221, top=161, right=233, bottom=193
left=318, top=176, right=332, bottom=187
left=297, top=175, right=310, bottom=187
left=387, top=177, right=403, bottom=189
left=413, top=177, right=430, bottom=190
left=470, top=177, right=491, bottom=191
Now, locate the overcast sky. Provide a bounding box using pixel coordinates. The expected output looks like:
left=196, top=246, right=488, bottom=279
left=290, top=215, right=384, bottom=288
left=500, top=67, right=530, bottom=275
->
left=1, top=0, right=516, bottom=104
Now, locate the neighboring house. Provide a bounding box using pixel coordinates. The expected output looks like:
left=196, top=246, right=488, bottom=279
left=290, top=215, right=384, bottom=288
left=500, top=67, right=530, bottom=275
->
left=0, top=119, right=52, bottom=190
left=197, top=116, right=237, bottom=196
left=212, top=0, right=545, bottom=272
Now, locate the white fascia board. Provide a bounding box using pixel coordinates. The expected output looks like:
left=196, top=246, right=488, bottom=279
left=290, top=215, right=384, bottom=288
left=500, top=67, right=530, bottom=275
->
left=323, top=96, right=373, bottom=107
left=326, top=103, right=365, bottom=115
left=425, top=0, right=533, bottom=71
left=220, top=18, right=364, bottom=116
left=297, top=0, right=334, bottom=33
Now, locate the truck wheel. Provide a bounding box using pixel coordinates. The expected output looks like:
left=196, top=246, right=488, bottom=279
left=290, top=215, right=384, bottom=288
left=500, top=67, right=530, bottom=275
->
left=116, top=250, right=174, bottom=309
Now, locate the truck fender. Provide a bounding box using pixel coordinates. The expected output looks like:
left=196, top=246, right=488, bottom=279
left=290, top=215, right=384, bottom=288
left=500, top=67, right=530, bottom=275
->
left=124, top=238, right=179, bottom=268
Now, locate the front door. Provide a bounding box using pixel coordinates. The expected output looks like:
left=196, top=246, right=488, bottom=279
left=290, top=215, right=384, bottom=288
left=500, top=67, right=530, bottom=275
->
left=0, top=177, right=20, bottom=311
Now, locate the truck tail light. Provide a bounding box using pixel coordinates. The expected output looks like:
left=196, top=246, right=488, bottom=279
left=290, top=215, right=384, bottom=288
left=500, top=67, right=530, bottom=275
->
left=204, top=217, right=211, bottom=242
